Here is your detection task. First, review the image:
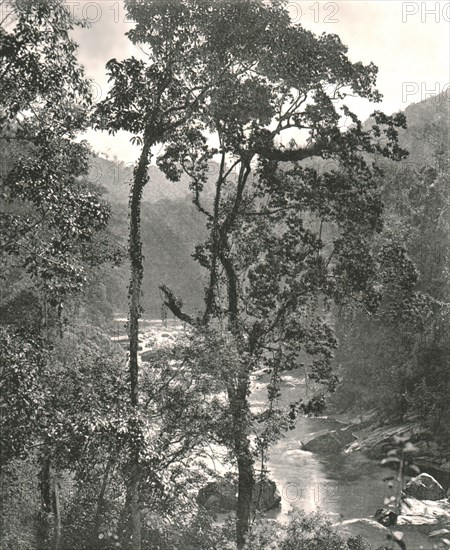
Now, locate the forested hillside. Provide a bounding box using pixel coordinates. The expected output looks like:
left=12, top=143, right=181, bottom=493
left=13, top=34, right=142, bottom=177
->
left=3, top=93, right=447, bottom=320
left=88, top=92, right=449, bottom=319
left=1, top=2, right=448, bottom=550
left=88, top=196, right=207, bottom=316
left=331, top=91, right=450, bottom=446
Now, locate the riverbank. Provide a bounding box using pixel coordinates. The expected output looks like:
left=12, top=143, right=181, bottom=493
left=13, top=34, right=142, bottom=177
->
left=116, top=321, right=450, bottom=548
left=297, top=409, right=450, bottom=549
left=331, top=409, right=450, bottom=489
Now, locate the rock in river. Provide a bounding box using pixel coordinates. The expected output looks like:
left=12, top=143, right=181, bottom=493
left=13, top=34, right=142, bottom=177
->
left=404, top=473, right=445, bottom=501
left=338, top=518, right=392, bottom=548
left=197, top=479, right=236, bottom=512
left=374, top=508, right=398, bottom=526
left=252, top=478, right=281, bottom=511
left=197, top=478, right=281, bottom=513
left=301, top=426, right=356, bottom=454
left=399, top=496, right=450, bottom=525
left=339, top=517, right=437, bottom=549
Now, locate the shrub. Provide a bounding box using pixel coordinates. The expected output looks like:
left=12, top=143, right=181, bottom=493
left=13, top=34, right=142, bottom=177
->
left=245, top=510, right=372, bottom=550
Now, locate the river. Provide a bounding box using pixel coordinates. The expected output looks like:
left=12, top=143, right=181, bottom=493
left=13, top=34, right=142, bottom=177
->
left=113, top=318, right=390, bottom=518
left=113, top=318, right=449, bottom=548
left=251, top=373, right=389, bottom=522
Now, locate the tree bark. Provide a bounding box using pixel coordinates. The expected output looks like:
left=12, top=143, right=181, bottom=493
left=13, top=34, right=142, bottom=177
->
left=94, top=458, right=113, bottom=546
left=37, top=456, right=61, bottom=550
left=37, top=453, right=52, bottom=548
left=52, top=470, right=61, bottom=550
left=127, top=137, right=153, bottom=550
left=236, top=452, right=254, bottom=548
left=128, top=458, right=141, bottom=550
left=233, top=382, right=254, bottom=550
left=219, top=237, right=254, bottom=549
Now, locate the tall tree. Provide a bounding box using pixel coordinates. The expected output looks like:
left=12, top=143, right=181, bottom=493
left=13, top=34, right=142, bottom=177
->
left=99, top=1, right=406, bottom=547
left=1, top=2, right=116, bottom=547
left=96, top=1, right=297, bottom=546
left=1, top=0, right=111, bottom=324
left=156, top=7, right=408, bottom=547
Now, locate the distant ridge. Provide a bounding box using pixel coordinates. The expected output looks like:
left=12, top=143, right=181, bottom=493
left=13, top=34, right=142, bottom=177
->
left=93, top=92, right=449, bottom=316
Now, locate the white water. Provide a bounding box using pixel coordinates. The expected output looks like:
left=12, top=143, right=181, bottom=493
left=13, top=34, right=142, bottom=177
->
left=111, top=318, right=449, bottom=548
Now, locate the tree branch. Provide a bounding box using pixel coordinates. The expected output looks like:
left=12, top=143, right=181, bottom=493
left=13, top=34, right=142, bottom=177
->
left=159, top=284, right=195, bottom=326
left=255, top=141, right=323, bottom=162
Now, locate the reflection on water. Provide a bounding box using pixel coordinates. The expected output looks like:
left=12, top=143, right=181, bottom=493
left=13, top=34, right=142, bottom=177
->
left=251, top=374, right=389, bottom=522
left=121, top=320, right=449, bottom=548
left=266, top=424, right=389, bottom=521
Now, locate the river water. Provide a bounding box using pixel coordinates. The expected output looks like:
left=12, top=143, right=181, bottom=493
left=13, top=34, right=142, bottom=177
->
left=113, top=318, right=448, bottom=548
left=120, top=319, right=389, bottom=517
left=250, top=374, right=389, bottom=522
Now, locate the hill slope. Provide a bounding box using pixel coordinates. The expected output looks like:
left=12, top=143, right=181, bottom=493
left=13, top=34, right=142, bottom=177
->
left=93, top=92, right=449, bottom=317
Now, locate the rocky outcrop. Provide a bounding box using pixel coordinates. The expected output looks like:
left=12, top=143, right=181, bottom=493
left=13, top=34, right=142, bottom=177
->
left=197, top=478, right=281, bottom=513
left=301, top=426, right=356, bottom=454
left=341, top=416, right=449, bottom=469
left=399, top=496, right=450, bottom=525
left=345, top=423, right=428, bottom=460
left=197, top=479, right=236, bottom=512
left=339, top=517, right=441, bottom=549
left=334, top=409, right=379, bottom=430
left=338, top=518, right=394, bottom=548
left=404, top=473, right=445, bottom=501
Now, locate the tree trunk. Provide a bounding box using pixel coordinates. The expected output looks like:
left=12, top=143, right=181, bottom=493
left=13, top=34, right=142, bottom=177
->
left=219, top=229, right=254, bottom=548
left=236, top=443, right=254, bottom=549
left=94, top=458, right=113, bottom=546
left=37, top=456, right=61, bottom=550
left=233, top=381, right=254, bottom=550
left=129, top=458, right=141, bottom=550
left=37, top=454, right=52, bottom=548
left=127, top=137, right=153, bottom=550
left=52, top=470, right=61, bottom=550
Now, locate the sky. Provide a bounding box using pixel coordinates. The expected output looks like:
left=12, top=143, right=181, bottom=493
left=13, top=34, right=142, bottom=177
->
left=70, top=0, right=450, bottom=164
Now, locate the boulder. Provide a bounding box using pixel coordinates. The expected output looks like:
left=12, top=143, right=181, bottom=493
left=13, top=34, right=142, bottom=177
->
left=404, top=473, right=445, bottom=501
left=197, top=478, right=281, bottom=513
left=399, top=496, right=450, bottom=525
left=252, top=478, right=281, bottom=511
left=345, top=423, right=427, bottom=460
left=301, top=426, right=356, bottom=454
left=197, top=479, right=236, bottom=512
left=338, top=518, right=391, bottom=549
left=338, top=518, right=434, bottom=550
left=374, top=508, right=398, bottom=526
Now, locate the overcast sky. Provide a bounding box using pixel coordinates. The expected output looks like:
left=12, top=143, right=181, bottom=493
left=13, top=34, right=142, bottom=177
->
left=71, top=0, right=450, bottom=164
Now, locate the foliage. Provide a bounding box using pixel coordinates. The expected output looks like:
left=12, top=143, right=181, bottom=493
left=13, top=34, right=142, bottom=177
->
left=244, top=510, right=371, bottom=550
left=1, top=1, right=447, bottom=548
left=0, top=327, right=47, bottom=466
left=152, top=1, right=406, bottom=544
left=1, top=7, right=125, bottom=550
left=0, top=0, right=116, bottom=307
left=0, top=323, right=128, bottom=548
left=332, top=95, right=450, bottom=443
left=0, top=0, right=91, bottom=124
left=0, top=457, right=41, bottom=550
